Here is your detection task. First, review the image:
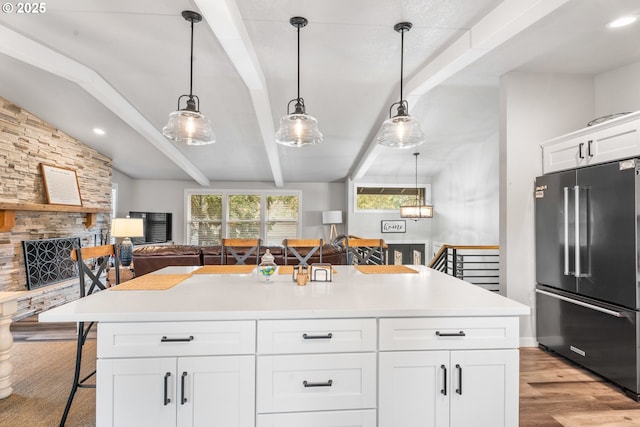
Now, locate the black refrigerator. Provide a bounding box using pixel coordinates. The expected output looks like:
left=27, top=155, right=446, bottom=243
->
left=535, top=158, right=640, bottom=400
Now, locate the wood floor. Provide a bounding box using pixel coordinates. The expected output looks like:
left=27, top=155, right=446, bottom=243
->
left=6, top=318, right=640, bottom=426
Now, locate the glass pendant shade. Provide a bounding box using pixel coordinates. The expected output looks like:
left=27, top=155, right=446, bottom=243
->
left=163, top=10, right=215, bottom=146
left=378, top=112, right=424, bottom=148
left=378, top=21, right=424, bottom=149
left=275, top=111, right=323, bottom=147
left=276, top=16, right=322, bottom=147
left=163, top=108, right=215, bottom=145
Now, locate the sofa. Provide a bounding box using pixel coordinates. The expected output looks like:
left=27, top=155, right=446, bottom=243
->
left=132, top=243, right=348, bottom=276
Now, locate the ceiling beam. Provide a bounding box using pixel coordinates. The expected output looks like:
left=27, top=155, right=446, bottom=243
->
left=0, top=24, right=211, bottom=187
left=195, top=0, right=284, bottom=188
left=351, top=0, right=570, bottom=181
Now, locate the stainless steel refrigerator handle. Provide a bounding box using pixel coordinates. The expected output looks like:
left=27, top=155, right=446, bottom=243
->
left=535, top=289, right=622, bottom=318
left=574, top=185, right=580, bottom=277
left=563, top=187, right=569, bottom=275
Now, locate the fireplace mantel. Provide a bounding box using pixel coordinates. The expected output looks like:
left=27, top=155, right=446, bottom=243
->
left=0, top=202, right=109, bottom=232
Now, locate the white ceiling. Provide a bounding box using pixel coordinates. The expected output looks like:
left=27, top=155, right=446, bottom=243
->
left=1, top=0, right=639, bottom=186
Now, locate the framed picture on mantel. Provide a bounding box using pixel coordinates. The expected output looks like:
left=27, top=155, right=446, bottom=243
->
left=381, top=220, right=406, bottom=233
left=40, top=163, right=82, bottom=206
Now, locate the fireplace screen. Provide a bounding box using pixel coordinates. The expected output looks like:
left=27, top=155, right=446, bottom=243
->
left=23, top=237, right=81, bottom=290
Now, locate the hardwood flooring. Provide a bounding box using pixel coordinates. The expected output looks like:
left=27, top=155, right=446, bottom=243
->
left=7, top=318, right=640, bottom=426
left=520, top=347, right=640, bottom=426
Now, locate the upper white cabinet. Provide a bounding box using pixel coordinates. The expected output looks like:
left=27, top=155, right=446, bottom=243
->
left=542, top=112, right=640, bottom=174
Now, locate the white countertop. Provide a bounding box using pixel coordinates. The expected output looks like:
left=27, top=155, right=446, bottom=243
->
left=39, top=265, right=529, bottom=322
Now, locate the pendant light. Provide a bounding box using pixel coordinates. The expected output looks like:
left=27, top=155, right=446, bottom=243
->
left=377, top=22, right=424, bottom=148
left=400, top=152, right=433, bottom=219
left=162, top=10, right=215, bottom=145
left=275, top=16, right=323, bottom=147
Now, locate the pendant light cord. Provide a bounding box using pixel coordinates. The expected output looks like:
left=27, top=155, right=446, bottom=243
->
left=414, top=152, right=419, bottom=204
left=297, top=23, right=301, bottom=102
left=189, top=17, right=195, bottom=98
left=400, top=29, right=404, bottom=103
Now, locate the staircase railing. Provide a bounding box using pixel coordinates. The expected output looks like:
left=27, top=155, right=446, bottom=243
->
left=429, top=245, right=500, bottom=291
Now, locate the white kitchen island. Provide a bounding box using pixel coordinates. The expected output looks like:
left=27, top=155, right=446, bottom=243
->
left=40, top=265, right=529, bottom=427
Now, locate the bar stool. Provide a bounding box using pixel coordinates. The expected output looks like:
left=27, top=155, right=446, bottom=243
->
left=347, top=238, right=386, bottom=265
left=221, top=238, right=261, bottom=265
left=283, top=239, right=324, bottom=266
left=59, top=244, right=119, bottom=427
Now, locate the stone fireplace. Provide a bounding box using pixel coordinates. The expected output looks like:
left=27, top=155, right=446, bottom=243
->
left=0, top=96, right=112, bottom=319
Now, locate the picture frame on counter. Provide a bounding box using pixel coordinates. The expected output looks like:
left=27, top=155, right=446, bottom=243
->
left=381, top=220, right=406, bottom=233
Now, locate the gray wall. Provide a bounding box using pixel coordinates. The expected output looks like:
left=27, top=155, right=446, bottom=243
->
left=110, top=177, right=346, bottom=244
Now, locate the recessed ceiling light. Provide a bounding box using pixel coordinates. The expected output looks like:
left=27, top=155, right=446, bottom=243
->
left=93, top=127, right=106, bottom=135
left=607, top=16, right=637, bottom=28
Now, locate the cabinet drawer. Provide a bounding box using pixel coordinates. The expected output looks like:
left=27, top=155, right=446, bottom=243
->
left=257, top=409, right=376, bottom=427
left=379, top=317, right=518, bottom=351
left=98, top=321, right=256, bottom=358
left=257, top=353, right=376, bottom=413
left=257, top=318, right=376, bottom=354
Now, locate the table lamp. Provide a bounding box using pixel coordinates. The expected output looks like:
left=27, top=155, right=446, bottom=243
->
left=322, top=210, right=343, bottom=242
left=111, top=216, right=144, bottom=267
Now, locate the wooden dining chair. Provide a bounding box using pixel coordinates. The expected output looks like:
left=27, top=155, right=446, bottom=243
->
left=59, top=244, right=119, bottom=427
left=283, top=239, right=324, bottom=266
left=347, top=238, right=386, bottom=265
left=221, top=238, right=261, bottom=265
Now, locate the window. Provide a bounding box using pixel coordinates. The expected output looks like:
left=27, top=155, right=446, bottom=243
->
left=186, top=191, right=300, bottom=246
left=188, top=194, right=222, bottom=245
left=355, top=185, right=429, bottom=212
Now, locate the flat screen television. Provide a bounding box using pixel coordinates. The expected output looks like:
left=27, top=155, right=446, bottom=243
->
left=128, top=212, right=172, bottom=244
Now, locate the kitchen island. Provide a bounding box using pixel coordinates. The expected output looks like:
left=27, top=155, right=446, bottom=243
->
left=40, top=265, right=529, bottom=427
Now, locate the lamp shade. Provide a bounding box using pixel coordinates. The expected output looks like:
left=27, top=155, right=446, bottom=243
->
left=275, top=112, right=323, bottom=147
left=400, top=204, right=433, bottom=219
left=111, top=217, right=144, bottom=238
left=163, top=109, right=215, bottom=145
left=322, top=210, right=343, bottom=225
left=377, top=114, right=424, bottom=149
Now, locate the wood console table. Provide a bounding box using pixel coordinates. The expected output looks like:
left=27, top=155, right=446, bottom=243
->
left=0, top=292, right=23, bottom=399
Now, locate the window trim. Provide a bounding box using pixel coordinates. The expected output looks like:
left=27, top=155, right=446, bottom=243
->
left=184, top=189, right=302, bottom=244
left=353, top=182, right=431, bottom=214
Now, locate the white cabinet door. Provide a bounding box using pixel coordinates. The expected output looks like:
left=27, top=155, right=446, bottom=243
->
left=97, top=357, right=177, bottom=427
left=177, top=355, right=255, bottom=427
left=449, top=349, right=519, bottom=427
left=591, top=119, right=640, bottom=166
left=378, top=351, right=449, bottom=427
left=379, top=349, right=519, bottom=427
left=542, top=135, right=586, bottom=173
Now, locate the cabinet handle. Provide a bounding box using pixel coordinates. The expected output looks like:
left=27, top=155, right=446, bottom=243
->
left=587, top=140, right=593, bottom=157
left=161, top=336, right=194, bottom=343
left=441, top=364, right=447, bottom=395
left=303, top=379, right=333, bottom=388
left=579, top=142, right=584, bottom=159
left=455, top=364, right=462, bottom=395
left=181, top=372, right=188, bottom=404
left=163, top=372, right=171, bottom=405
left=435, top=331, right=466, bottom=337
left=302, top=333, right=333, bottom=340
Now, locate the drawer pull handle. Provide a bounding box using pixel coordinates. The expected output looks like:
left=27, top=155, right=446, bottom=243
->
left=303, top=379, right=333, bottom=388
left=161, top=336, right=194, bottom=343
left=302, top=333, right=333, bottom=340
left=441, top=364, right=447, bottom=395
left=455, top=364, right=462, bottom=395
left=163, top=372, right=171, bottom=406
left=435, top=331, right=466, bottom=337
left=181, top=372, right=188, bottom=404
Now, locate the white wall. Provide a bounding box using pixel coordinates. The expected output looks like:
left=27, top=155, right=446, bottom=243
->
left=430, top=86, right=500, bottom=252
left=347, top=176, right=432, bottom=247
left=112, top=169, right=134, bottom=218
left=595, top=60, right=640, bottom=116
left=499, top=72, right=595, bottom=345
left=111, top=178, right=346, bottom=244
